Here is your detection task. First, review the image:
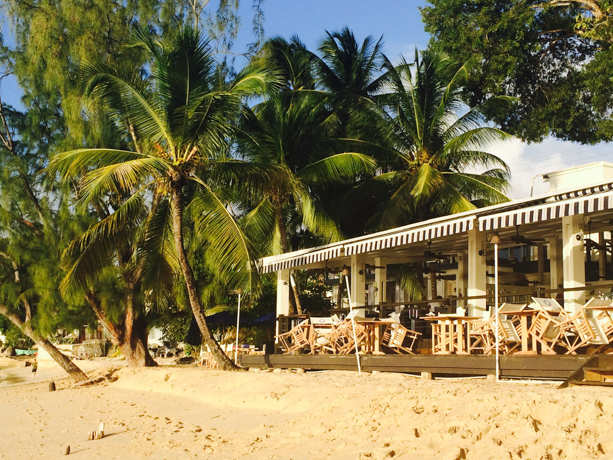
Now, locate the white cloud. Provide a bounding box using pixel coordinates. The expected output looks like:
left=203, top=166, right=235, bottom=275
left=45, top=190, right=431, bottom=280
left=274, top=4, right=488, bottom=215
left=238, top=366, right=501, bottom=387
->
left=494, top=138, right=613, bottom=199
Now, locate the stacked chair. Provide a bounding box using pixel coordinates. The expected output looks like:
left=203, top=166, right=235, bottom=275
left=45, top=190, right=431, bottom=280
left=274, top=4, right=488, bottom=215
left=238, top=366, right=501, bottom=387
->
left=468, top=303, right=526, bottom=355
left=380, top=323, right=421, bottom=354
left=323, top=316, right=369, bottom=354
left=275, top=312, right=420, bottom=355
left=554, top=298, right=613, bottom=354
left=528, top=298, right=570, bottom=354
left=275, top=319, right=313, bottom=354
left=465, top=297, right=613, bottom=355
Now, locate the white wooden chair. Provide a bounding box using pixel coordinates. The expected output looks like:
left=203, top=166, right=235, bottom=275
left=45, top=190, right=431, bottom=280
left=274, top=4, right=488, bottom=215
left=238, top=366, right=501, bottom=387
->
left=310, top=317, right=336, bottom=354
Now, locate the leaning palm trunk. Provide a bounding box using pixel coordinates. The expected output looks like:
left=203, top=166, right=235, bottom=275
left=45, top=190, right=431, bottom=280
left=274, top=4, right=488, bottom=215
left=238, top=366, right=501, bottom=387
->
left=276, top=207, right=303, bottom=314
left=0, top=305, right=88, bottom=383
left=170, top=182, right=238, bottom=371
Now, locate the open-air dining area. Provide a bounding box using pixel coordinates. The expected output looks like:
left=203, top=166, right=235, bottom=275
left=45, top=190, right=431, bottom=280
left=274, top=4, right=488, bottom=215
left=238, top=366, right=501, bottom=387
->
left=240, top=163, right=613, bottom=382
left=274, top=297, right=613, bottom=358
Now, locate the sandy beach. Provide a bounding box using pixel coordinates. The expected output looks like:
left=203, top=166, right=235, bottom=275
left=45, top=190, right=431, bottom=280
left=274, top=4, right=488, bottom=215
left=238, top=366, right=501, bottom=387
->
left=1, top=362, right=612, bottom=460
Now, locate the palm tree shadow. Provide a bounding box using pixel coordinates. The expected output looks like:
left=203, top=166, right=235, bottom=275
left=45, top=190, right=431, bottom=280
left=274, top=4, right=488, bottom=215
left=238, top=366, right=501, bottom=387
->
left=67, top=428, right=131, bottom=455
left=103, top=428, right=131, bottom=438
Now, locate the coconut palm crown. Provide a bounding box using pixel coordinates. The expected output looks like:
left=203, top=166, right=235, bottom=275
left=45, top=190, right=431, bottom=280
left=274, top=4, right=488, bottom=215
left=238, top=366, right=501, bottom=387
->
left=49, top=26, right=278, bottom=370
left=346, top=49, right=513, bottom=232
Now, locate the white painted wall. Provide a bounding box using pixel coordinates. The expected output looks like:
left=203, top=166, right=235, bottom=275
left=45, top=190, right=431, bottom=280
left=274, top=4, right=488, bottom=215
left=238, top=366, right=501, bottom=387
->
left=544, top=161, right=613, bottom=193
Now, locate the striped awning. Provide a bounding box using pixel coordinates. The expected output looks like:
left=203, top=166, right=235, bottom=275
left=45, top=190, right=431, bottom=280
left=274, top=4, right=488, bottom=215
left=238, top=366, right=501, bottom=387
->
left=258, top=246, right=344, bottom=274
left=258, top=215, right=475, bottom=273
left=344, top=216, right=474, bottom=256
left=551, top=182, right=613, bottom=201
left=259, top=181, right=613, bottom=274
left=479, top=189, right=613, bottom=231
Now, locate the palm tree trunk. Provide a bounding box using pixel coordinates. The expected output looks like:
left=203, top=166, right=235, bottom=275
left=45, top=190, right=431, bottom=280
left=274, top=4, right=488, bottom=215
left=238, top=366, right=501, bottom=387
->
left=170, top=181, right=239, bottom=371
left=85, top=292, right=156, bottom=367
left=120, top=321, right=157, bottom=367
left=336, top=274, right=345, bottom=308
left=275, top=200, right=303, bottom=314
left=0, top=305, right=88, bottom=383
left=430, top=265, right=438, bottom=301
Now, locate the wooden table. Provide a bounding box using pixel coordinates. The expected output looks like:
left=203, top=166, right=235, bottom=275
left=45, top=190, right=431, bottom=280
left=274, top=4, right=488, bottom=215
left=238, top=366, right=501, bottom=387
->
left=421, top=316, right=481, bottom=354
left=356, top=319, right=396, bottom=354
left=501, top=310, right=538, bottom=355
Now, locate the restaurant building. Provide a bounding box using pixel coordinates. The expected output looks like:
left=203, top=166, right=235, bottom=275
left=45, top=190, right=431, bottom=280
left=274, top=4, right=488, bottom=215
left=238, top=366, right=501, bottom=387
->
left=243, top=162, right=613, bottom=381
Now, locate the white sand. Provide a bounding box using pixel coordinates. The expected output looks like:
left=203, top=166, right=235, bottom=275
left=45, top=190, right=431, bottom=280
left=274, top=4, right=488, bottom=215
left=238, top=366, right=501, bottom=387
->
left=1, top=363, right=612, bottom=459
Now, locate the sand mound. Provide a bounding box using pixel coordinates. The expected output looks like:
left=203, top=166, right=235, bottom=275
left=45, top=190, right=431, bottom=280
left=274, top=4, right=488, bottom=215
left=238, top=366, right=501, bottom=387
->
left=1, top=367, right=612, bottom=459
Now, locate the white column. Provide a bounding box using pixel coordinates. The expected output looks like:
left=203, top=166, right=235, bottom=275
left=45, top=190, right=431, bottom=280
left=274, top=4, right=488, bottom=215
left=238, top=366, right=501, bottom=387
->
left=457, top=252, right=467, bottom=307
left=537, top=244, right=545, bottom=285
left=562, top=215, right=585, bottom=312
left=547, top=236, right=564, bottom=292
left=351, top=253, right=366, bottom=316
left=599, top=232, right=607, bottom=282
left=276, top=269, right=291, bottom=337
left=374, top=257, right=387, bottom=309
left=467, top=225, right=487, bottom=316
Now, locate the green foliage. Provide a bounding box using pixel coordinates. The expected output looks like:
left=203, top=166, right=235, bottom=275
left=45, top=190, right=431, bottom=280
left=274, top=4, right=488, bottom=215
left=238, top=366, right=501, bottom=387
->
left=296, top=272, right=333, bottom=315
left=335, top=50, right=511, bottom=232
left=50, top=26, right=277, bottom=294
left=161, top=315, right=192, bottom=344
left=421, top=0, right=613, bottom=143
left=0, top=316, right=34, bottom=349
left=238, top=33, right=378, bottom=255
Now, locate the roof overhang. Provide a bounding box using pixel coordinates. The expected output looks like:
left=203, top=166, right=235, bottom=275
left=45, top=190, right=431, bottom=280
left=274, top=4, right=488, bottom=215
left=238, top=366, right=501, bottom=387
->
left=258, top=181, right=613, bottom=274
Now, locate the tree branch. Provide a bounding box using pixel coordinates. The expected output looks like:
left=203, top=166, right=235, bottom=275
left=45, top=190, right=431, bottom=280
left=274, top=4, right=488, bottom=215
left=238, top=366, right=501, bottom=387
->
left=0, top=95, right=47, bottom=224
left=85, top=290, right=123, bottom=344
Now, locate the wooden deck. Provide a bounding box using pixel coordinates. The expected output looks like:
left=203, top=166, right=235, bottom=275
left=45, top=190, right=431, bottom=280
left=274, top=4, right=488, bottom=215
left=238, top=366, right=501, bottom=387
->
left=239, top=354, right=595, bottom=380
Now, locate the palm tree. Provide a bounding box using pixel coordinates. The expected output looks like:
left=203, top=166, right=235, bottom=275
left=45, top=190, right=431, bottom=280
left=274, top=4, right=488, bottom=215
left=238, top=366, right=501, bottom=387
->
left=58, top=185, right=177, bottom=367
left=239, top=92, right=376, bottom=256
left=49, top=27, right=276, bottom=370
left=238, top=36, right=376, bottom=312
left=253, top=36, right=317, bottom=91
left=315, top=27, right=387, bottom=116
left=237, top=35, right=377, bottom=313
left=344, top=49, right=512, bottom=233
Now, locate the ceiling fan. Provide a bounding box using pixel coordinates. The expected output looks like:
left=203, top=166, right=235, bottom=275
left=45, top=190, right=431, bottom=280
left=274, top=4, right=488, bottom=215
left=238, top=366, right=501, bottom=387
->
left=510, top=225, right=545, bottom=246
left=423, top=266, right=446, bottom=275
left=424, top=241, right=453, bottom=262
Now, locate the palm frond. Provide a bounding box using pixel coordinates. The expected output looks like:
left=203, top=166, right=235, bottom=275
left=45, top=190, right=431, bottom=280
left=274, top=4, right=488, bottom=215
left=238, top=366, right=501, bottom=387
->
left=82, top=62, right=173, bottom=150
left=137, top=195, right=180, bottom=308
left=76, top=158, right=166, bottom=207
left=60, top=193, right=145, bottom=295
left=48, top=148, right=151, bottom=179
left=297, top=152, right=376, bottom=187
left=411, top=163, right=444, bottom=202
left=188, top=177, right=255, bottom=293
left=241, top=198, right=278, bottom=256
left=295, top=187, right=344, bottom=243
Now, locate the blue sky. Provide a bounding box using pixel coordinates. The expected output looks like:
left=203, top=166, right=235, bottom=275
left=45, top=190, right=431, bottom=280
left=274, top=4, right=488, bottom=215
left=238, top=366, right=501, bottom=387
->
left=230, top=0, right=430, bottom=66
left=232, top=1, right=611, bottom=199
left=1, top=0, right=610, bottom=198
